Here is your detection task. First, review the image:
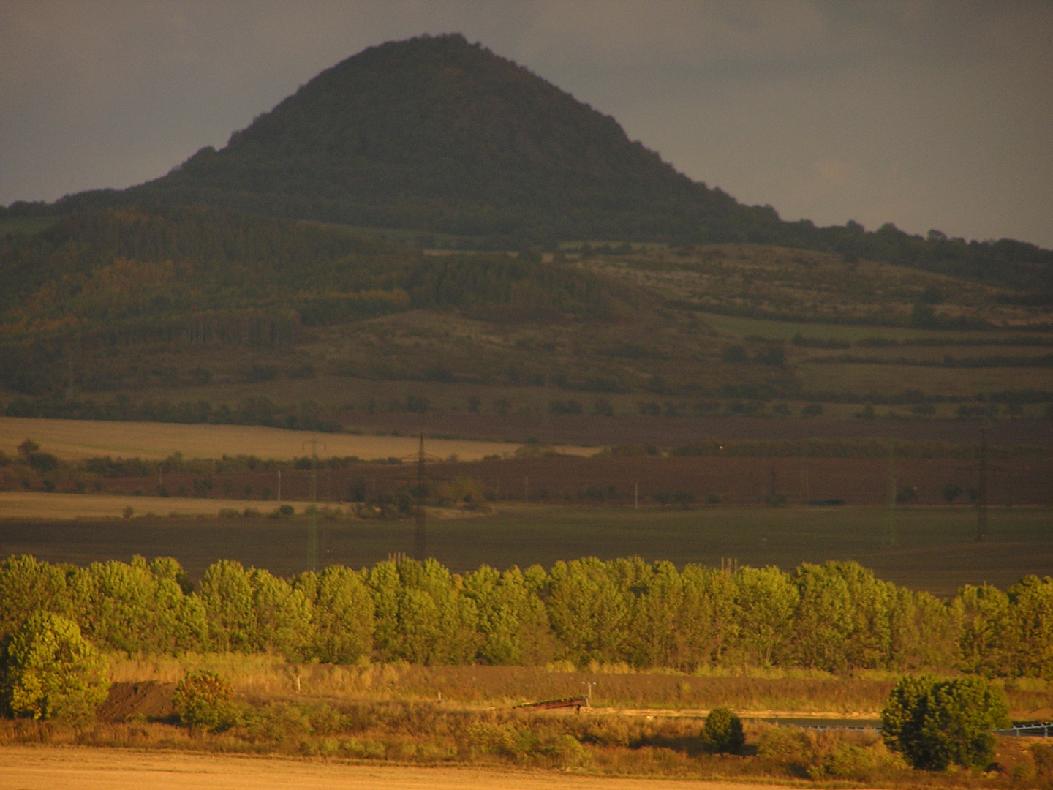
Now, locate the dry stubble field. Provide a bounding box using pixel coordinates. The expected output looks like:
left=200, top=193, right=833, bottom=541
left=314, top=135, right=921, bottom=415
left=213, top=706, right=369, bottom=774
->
left=0, top=416, right=592, bottom=462
left=0, top=746, right=815, bottom=790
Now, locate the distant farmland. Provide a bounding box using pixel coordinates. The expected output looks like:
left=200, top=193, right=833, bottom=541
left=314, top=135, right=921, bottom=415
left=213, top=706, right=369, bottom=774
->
left=2, top=503, right=1049, bottom=596
left=0, top=416, right=591, bottom=462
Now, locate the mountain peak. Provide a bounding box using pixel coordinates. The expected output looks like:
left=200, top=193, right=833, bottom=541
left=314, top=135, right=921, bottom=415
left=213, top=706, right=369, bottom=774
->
left=146, top=34, right=723, bottom=240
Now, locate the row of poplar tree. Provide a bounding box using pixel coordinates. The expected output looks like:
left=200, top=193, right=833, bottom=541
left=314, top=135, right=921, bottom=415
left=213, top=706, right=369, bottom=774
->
left=1, top=554, right=1049, bottom=678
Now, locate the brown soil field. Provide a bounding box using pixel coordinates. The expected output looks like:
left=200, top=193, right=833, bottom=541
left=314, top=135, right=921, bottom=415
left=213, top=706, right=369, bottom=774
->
left=0, top=416, right=591, bottom=462
left=344, top=409, right=1053, bottom=449
left=2, top=504, right=1050, bottom=595
left=0, top=746, right=816, bottom=790
left=72, top=452, right=1053, bottom=507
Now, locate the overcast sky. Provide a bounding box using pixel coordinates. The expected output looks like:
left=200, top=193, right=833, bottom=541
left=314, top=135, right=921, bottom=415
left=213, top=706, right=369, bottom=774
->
left=2, top=0, right=1051, bottom=246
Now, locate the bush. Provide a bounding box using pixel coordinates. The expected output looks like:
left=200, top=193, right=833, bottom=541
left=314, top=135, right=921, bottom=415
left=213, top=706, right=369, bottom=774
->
left=701, top=706, right=745, bottom=754
left=881, top=675, right=1009, bottom=770
left=173, top=670, right=237, bottom=733
left=809, top=739, right=904, bottom=781
left=757, top=725, right=812, bottom=775
left=0, top=611, right=109, bottom=723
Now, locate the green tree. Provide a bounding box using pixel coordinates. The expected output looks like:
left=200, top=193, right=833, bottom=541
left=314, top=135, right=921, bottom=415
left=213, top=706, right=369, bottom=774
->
left=397, top=558, right=479, bottom=664
left=792, top=562, right=855, bottom=671
left=675, top=565, right=737, bottom=669
left=888, top=587, right=957, bottom=670
left=792, top=561, right=893, bottom=671
left=954, top=583, right=1011, bottom=676
left=296, top=566, right=374, bottom=664
left=701, top=706, right=745, bottom=754
left=366, top=559, right=402, bottom=660
left=464, top=565, right=553, bottom=665
left=626, top=560, right=682, bottom=668
left=546, top=558, right=631, bottom=664
left=1006, top=576, right=1053, bottom=678
left=71, top=557, right=206, bottom=654
left=0, top=554, right=73, bottom=640
left=881, top=675, right=1009, bottom=770
left=197, top=560, right=256, bottom=652
left=367, top=558, right=478, bottom=664
left=732, top=566, right=797, bottom=667
left=0, top=611, right=109, bottom=722
left=248, top=568, right=312, bottom=659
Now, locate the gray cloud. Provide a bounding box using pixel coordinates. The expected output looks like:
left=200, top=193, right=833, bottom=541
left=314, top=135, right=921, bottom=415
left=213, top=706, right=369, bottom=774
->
left=1, top=0, right=1050, bottom=247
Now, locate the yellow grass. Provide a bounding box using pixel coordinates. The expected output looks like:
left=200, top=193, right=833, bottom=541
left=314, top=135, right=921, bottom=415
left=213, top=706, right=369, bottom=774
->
left=0, top=491, right=331, bottom=520
left=0, top=416, right=592, bottom=462
left=0, top=747, right=797, bottom=790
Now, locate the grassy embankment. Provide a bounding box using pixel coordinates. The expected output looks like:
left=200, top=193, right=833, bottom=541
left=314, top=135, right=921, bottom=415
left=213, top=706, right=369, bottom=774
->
left=2, top=656, right=1051, bottom=787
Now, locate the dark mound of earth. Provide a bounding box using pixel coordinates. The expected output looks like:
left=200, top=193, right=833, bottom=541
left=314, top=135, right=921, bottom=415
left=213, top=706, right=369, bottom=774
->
left=99, top=680, right=176, bottom=723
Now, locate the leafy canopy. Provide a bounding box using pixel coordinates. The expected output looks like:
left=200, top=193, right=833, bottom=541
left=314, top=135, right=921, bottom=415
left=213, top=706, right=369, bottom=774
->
left=0, top=611, right=109, bottom=722
left=881, top=675, right=1009, bottom=770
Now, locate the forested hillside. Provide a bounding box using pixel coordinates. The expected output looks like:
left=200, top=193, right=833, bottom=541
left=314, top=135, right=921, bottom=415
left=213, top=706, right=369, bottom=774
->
left=0, top=207, right=638, bottom=397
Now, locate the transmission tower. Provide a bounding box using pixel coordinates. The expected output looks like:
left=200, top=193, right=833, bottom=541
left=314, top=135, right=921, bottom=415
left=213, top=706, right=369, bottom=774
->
left=302, top=438, right=326, bottom=570
left=415, top=433, right=427, bottom=561
left=885, top=440, right=898, bottom=547
left=976, top=427, right=988, bottom=542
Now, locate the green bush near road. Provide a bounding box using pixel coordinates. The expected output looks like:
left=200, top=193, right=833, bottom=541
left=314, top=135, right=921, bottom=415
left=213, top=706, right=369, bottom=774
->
left=881, top=675, right=1009, bottom=770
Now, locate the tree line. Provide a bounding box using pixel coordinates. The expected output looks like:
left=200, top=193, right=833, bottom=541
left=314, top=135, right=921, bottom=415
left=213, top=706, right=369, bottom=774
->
left=1, top=554, right=1050, bottom=678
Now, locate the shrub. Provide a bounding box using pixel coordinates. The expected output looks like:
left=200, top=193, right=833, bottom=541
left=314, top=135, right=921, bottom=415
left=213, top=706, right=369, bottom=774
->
left=173, top=670, right=237, bottom=733
left=881, top=675, right=1009, bottom=770
left=757, top=725, right=812, bottom=775
left=809, top=739, right=905, bottom=781
left=701, top=706, right=745, bottom=754
left=0, top=611, right=109, bottom=723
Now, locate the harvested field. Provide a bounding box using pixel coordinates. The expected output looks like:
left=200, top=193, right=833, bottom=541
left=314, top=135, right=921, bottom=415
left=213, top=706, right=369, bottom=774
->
left=0, top=416, right=591, bottom=462
left=0, top=492, right=332, bottom=520
left=0, top=747, right=804, bottom=790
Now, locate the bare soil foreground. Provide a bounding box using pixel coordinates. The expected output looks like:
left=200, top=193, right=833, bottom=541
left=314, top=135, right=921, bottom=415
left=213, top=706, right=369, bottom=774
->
left=0, top=746, right=808, bottom=790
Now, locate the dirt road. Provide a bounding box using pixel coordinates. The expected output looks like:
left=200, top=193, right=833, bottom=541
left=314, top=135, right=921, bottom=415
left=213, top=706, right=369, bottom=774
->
left=0, top=746, right=806, bottom=789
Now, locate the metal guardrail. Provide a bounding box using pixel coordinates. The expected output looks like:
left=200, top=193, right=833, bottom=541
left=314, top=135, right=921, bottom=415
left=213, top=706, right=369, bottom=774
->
left=783, top=721, right=1052, bottom=737
left=996, top=722, right=1053, bottom=737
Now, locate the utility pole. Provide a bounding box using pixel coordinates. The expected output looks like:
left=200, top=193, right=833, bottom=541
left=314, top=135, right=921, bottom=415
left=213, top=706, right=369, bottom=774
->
left=415, top=433, right=427, bottom=561
left=886, top=440, right=897, bottom=547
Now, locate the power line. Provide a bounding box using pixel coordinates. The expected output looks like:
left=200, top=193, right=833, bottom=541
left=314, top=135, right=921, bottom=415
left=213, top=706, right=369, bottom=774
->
left=302, top=438, right=326, bottom=571
left=415, top=433, right=427, bottom=561
left=976, top=427, right=988, bottom=543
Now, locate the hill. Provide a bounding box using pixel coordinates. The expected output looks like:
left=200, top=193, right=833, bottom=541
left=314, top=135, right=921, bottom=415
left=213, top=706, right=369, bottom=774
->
left=1, top=35, right=1052, bottom=443
left=1, top=204, right=1052, bottom=440
left=6, top=33, right=1051, bottom=290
